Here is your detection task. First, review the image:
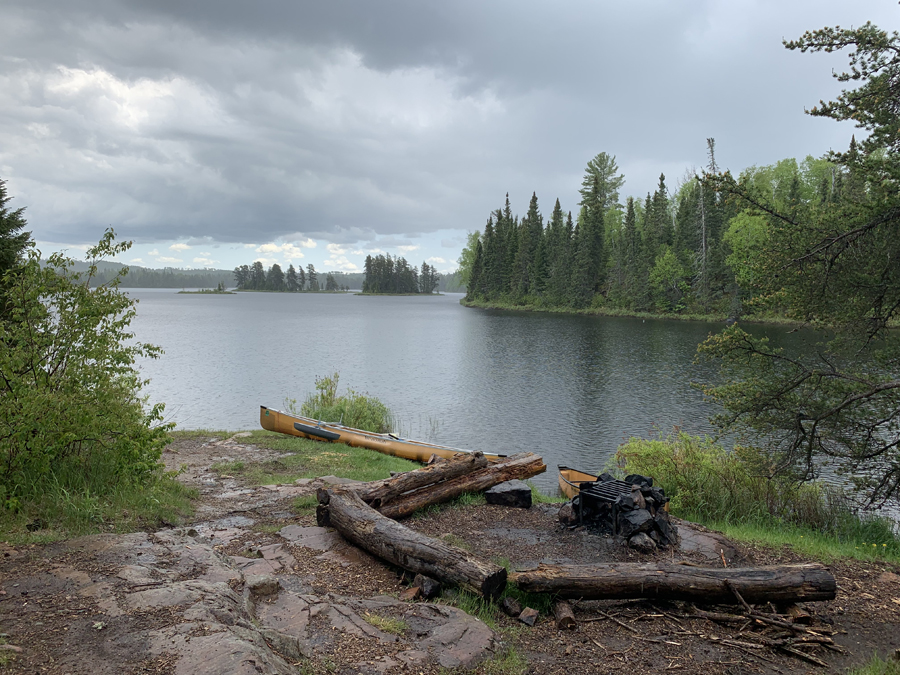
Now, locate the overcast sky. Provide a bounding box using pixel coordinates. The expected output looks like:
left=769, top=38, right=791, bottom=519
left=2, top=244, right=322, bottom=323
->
left=1, top=1, right=895, bottom=274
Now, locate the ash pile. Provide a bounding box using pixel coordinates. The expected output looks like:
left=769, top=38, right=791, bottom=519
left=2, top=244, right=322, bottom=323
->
left=560, top=473, right=678, bottom=552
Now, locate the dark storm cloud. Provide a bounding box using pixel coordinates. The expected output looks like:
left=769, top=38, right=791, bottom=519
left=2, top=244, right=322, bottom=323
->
left=0, top=1, right=895, bottom=247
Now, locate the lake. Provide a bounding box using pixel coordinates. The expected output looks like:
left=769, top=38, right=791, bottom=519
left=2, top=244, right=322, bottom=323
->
left=128, top=289, right=807, bottom=493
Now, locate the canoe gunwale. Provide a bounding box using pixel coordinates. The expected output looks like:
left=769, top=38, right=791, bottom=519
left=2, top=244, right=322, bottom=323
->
left=260, top=405, right=506, bottom=462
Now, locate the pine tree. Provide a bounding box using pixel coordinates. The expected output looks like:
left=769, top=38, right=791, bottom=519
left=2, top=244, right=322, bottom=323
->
left=250, top=261, right=266, bottom=290
left=0, top=178, right=30, bottom=280
left=306, top=264, right=318, bottom=291
left=268, top=263, right=285, bottom=291
left=286, top=264, right=298, bottom=291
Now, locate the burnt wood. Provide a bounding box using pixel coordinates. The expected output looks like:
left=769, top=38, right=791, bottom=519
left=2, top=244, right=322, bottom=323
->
left=511, top=562, right=836, bottom=604
left=320, top=487, right=507, bottom=598
left=377, top=452, right=546, bottom=520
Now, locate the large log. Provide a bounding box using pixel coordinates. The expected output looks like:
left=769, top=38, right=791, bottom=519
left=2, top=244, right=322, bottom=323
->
left=378, top=452, right=546, bottom=520
left=319, top=487, right=507, bottom=598
left=335, top=451, right=489, bottom=508
left=511, top=562, right=836, bottom=604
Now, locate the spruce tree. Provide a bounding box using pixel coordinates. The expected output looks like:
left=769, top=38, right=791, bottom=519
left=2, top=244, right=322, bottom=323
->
left=0, top=178, right=30, bottom=279
left=286, top=264, right=299, bottom=291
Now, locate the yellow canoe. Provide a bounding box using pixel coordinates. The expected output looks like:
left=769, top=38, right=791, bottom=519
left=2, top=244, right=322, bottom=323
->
left=260, top=406, right=506, bottom=463
left=558, top=465, right=599, bottom=499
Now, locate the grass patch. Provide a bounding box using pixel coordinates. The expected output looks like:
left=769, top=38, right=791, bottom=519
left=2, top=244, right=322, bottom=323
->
left=0, top=472, right=195, bottom=545
left=288, top=372, right=394, bottom=433
left=846, top=655, right=900, bottom=675
left=362, top=612, right=408, bottom=635
left=209, top=430, right=419, bottom=486
left=614, top=431, right=900, bottom=563
left=527, top=481, right=566, bottom=504
left=293, top=494, right=319, bottom=515
left=167, top=429, right=231, bottom=441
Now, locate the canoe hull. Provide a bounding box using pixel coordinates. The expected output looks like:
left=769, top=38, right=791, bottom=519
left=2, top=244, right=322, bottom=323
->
left=260, top=406, right=504, bottom=463
left=558, top=465, right=598, bottom=499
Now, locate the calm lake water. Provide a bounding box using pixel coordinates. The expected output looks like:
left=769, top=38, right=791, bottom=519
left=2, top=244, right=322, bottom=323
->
left=128, top=289, right=809, bottom=493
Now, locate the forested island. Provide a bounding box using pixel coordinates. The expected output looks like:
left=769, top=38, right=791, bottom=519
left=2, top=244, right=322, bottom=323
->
left=360, top=255, right=440, bottom=294
left=459, top=142, right=841, bottom=320
left=232, top=261, right=347, bottom=292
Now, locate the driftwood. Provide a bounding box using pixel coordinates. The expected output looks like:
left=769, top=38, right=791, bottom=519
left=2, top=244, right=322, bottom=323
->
left=330, top=451, right=489, bottom=508
left=318, top=487, right=507, bottom=598
left=378, top=452, right=546, bottom=520
left=511, top=562, right=836, bottom=604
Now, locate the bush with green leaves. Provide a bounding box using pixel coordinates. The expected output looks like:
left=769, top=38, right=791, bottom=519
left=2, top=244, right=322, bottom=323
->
left=614, top=431, right=898, bottom=547
left=287, top=372, right=393, bottom=433
left=0, top=230, right=170, bottom=511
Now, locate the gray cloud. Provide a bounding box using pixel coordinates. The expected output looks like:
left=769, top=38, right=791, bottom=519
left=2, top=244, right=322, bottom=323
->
left=1, top=0, right=895, bottom=249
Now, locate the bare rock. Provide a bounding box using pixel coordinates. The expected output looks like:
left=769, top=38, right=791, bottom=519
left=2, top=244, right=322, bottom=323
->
left=558, top=503, right=577, bottom=526
left=500, top=596, right=522, bottom=617
left=627, top=532, right=657, bottom=553
left=518, top=607, right=539, bottom=626
left=412, top=573, right=441, bottom=599
left=246, top=575, right=280, bottom=598
left=485, top=480, right=532, bottom=508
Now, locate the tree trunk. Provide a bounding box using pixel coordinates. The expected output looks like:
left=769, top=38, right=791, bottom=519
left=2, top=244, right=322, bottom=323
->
left=319, top=487, right=507, bottom=598
left=511, top=562, right=836, bottom=604
left=334, top=452, right=489, bottom=508
left=378, top=452, right=546, bottom=520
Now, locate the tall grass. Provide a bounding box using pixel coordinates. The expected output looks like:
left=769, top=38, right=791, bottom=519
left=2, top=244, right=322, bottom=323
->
left=614, top=431, right=900, bottom=562
left=286, top=372, right=394, bottom=433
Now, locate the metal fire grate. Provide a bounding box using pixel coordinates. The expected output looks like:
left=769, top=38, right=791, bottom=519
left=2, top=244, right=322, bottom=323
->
left=575, top=479, right=635, bottom=532
left=579, top=480, right=634, bottom=503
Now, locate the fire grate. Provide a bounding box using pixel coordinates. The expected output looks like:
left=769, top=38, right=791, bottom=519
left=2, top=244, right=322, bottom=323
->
left=579, top=479, right=634, bottom=503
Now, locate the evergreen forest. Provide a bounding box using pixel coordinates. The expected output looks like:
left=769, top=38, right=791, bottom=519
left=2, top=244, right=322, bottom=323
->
left=461, top=142, right=844, bottom=319
left=232, top=261, right=347, bottom=292
left=361, top=255, right=440, bottom=294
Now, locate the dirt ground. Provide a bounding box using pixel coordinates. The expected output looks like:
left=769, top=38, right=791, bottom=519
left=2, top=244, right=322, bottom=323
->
left=0, top=434, right=899, bottom=674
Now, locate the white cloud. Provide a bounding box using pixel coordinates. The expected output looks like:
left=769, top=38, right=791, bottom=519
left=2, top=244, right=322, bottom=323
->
left=349, top=249, right=366, bottom=256
left=156, top=256, right=183, bottom=264
left=253, top=257, right=277, bottom=266
left=397, top=245, right=419, bottom=252
left=130, top=257, right=144, bottom=264
left=324, top=255, right=359, bottom=271
left=170, top=242, right=191, bottom=251
left=255, top=241, right=309, bottom=261
left=193, top=256, right=217, bottom=265
left=326, top=243, right=346, bottom=255
left=243, top=243, right=257, bottom=249
left=148, top=249, right=159, bottom=256
left=427, top=256, right=446, bottom=264
left=200, top=251, right=211, bottom=255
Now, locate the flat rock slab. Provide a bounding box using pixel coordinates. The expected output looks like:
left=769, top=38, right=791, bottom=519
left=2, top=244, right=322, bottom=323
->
left=278, top=525, right=341, bottom=551
left=485, top=480, right=532, bottom=508
left=675, top=519, right=740, bottom=563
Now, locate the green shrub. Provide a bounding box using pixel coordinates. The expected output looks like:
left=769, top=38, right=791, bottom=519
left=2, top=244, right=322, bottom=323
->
left=614, top=431, right=899, bottom=556
left=0, top=230, right=171, bottom=512
left=288, top=372, right=394, bottom=433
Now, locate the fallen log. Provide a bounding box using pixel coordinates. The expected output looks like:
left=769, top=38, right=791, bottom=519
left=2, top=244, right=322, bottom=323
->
left=329, top=451, right=489, bottom=508
left=553, top=600, right=577, bottom=630
left=378, top=452, right=546, bottom=520
left=319, top=487, right=507, bottom=598
left=511, top=562, right=836, bottom=605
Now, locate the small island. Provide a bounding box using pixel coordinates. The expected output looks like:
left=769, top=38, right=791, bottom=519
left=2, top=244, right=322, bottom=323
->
left=178, top=282, right=235, bottom=294
left=360, top=254, right=440, bottom=295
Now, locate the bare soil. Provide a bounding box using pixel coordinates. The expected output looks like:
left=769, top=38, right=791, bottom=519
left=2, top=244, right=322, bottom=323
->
left=1, top=434, right=898, bottom=674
